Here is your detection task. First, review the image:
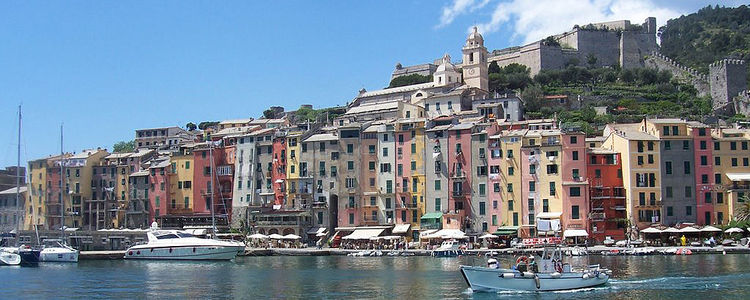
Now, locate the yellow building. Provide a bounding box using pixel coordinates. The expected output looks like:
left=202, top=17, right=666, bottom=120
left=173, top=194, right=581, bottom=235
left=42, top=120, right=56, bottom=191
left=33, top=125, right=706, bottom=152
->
left=496, top=130, right=524, bottom=228
left=64, top=149, right=108, bottom=228
left=25, top=157, right=58, bottom=230
left=169, top=146, right=195, bottom=214
left=398, top=118, right=426, bottom=229
left=712, top=128, right=750, bottom=224
left=603, top=124, right=662, bottom=229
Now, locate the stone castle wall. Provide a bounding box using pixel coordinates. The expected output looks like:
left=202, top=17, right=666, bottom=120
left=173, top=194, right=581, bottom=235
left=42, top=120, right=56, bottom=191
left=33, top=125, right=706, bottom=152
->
left=735, top=90, right=750, bottom=116
left=644, top=51, right=710, bottom=97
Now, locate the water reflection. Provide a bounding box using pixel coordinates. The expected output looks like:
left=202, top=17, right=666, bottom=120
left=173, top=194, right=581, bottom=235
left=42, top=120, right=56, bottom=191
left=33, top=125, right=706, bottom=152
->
left=1, top=255, right=749, bottom=299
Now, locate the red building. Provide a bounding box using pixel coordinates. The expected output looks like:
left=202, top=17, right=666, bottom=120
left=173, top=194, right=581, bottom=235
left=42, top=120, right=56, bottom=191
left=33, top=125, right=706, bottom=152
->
left=586, top=149, right=626, bottom=242
left=192, top=143, right=235, bottom=221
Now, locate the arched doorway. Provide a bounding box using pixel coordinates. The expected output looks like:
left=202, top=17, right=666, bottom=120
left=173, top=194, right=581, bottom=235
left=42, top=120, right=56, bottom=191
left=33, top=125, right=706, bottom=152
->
left=258, top=228, right=266, bottom=235
left=268, top=228, right=279, bottom=234
left=282, top=228, right=295, bottom=235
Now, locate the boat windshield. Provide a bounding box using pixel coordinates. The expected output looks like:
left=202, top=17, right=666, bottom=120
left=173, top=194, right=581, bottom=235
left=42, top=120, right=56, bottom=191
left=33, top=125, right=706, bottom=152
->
left=155, top=234, right=179, bottom=240
left=176, top=233, right=195, bottom=238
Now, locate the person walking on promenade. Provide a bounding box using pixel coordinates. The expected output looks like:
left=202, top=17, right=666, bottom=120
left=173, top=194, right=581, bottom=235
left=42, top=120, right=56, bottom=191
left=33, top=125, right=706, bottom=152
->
left=680, top=235, right=687, bottom=246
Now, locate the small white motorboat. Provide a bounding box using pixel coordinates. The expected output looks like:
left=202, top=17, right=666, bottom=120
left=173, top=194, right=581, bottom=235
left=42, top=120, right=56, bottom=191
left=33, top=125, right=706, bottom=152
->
left=39, top=239, right=79, bottom=263
left=0, top=250, right=21, bottom=266
left=461, top=247, right=611, bottom=292
left=432, top=240, right=463, bottom=257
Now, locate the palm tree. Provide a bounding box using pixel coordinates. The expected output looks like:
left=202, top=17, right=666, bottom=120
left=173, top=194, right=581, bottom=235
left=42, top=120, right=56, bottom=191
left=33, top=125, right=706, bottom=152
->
left=734, top=195, right=750, bottom=222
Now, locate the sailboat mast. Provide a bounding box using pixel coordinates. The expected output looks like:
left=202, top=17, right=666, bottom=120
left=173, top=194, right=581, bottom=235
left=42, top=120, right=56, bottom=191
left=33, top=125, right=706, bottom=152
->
left=209, top=142, right=216, bottom=238
left=60, top=124, right=65, bottom=239
left=15, top=105, right=21, bottom=246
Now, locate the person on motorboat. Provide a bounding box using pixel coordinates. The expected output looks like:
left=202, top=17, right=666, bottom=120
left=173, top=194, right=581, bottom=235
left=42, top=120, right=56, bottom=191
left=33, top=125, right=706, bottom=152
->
left=528, top=256, right=538, bottom=273
left=514, top=255, right=528, bottom=272
left=487, top=258, right=499, bottom=269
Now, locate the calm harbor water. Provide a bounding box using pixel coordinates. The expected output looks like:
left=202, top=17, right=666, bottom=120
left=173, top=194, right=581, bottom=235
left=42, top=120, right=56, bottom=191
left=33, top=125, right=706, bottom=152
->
left=2, top=254, right=750, bottom=299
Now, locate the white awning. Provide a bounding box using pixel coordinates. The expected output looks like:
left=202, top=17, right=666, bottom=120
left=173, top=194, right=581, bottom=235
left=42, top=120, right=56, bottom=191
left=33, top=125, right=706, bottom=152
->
left=641, top=227, right=662, bottom=234
left=680, top=226, right=700, bottom=233
left=663, top=227, right=681, bottom=233
left=726, top=173, right=750, bottom=181
left=306, top=227, right=327, bottom=235
left=268, top=234, right=284, bottom=239
left=563, top=229, right=589, bottom=238
left=283, top=234, right=301, bottom=240
left=342, top=228, right=385, bottom=240
left=423, top=229, right=466, bottom=239
left=392, top=224, right=411, bottom=234
left=536, top=212, right=563, bottom=219
left=725, top=227, right=744, bottom=233
left=700, top=225, right=722, bottom=232
left=248, top=233, right=268, bottom=239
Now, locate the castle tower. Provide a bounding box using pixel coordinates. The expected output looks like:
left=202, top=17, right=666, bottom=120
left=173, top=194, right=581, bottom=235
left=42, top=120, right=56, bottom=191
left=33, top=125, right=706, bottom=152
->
left=709, top=59, right=747, bottom=111
left=462, top=26, right=488, bottom=91
left=433, top=53, right=460, bottom=87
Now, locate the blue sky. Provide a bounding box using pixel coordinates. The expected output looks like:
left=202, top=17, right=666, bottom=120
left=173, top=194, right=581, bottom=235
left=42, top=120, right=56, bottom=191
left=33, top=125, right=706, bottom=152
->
left=0, top=1, right=739, bottom=167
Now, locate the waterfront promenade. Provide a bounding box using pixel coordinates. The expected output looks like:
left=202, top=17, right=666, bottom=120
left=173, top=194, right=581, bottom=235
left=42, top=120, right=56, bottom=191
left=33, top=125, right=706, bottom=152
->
left=79, top=244, right=750, bottom=259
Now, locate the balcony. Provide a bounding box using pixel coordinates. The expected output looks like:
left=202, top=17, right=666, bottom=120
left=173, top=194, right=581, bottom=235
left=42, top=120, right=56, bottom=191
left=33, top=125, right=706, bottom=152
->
left=312, top=201, right=327, bottom=209
left=589, top=212, right=606, bottom=221
left=450, top=171, right=466, bottom=179
left=452, top=190, right=468, bottom=198
left=345, top=203, right=358, bottom=209
left=729, top=183, right=750, bottom=191
left=362, top=216, right=379, bottom=225
left=541, top=140, right=560, bottom=147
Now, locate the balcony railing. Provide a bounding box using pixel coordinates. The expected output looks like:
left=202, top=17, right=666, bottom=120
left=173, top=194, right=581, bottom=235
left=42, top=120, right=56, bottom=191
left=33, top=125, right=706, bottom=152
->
left=450, top=171, right=466, bottom=179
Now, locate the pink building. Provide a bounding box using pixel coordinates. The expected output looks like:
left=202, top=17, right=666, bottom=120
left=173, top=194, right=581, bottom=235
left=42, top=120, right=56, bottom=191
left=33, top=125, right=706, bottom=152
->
left=192, top=143, right=235, bottom=218
left=148, top=159, right=170, bottom=224
left=561, top=132, right=589, bottom=234
left=446, top=124, right=473, bottom=230
left=691, top=124, right=714, bottom=225
left=272, top=136, right=287, bottom=206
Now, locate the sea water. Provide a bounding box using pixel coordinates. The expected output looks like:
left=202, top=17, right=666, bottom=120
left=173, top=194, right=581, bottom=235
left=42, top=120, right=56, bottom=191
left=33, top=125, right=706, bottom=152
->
left=2, top=254, right=749, bottom=299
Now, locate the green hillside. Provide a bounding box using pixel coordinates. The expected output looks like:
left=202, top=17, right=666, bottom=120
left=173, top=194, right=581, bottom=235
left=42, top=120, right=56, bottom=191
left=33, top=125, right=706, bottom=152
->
left=658, top=4, right=750, bottom=78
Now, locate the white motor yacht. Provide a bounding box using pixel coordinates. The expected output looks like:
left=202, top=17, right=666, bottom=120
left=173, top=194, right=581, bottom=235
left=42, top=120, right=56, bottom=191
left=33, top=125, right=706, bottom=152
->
left=39, top=240, right=79, bottom=262
left=124, top=229, right=243, bottom=260
left=461, top=247, right=611, bottom=292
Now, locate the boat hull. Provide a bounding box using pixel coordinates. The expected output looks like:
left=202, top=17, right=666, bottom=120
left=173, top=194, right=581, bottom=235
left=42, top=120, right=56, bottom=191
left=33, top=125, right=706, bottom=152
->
left=40, top=248, right=79, bottom=262
left=0, top=252, right=21, bottom=265
left=19, top=249, right=41, bottom=265
left=460, top=266, right=609, bottom=292
left=124, top=245, right=242, bottom=260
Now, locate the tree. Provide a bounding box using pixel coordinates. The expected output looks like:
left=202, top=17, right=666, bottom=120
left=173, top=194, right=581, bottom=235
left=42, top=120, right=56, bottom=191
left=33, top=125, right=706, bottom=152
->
left=263, top=109, right=276, bottom=119
left=520, top=84, right=545, bottom=112
left=198, top=121, right=219, bottom=130
left=586, top=53, right=598, bottom=67
left=488, top=61, right=501, bottom=74
left=735, top=195, right=750, bottom=222
left=388, top=74, right=432, bottom=88
left=186, top=122, right=197, bottom=131
left=113, top=140, right=134, bottom=153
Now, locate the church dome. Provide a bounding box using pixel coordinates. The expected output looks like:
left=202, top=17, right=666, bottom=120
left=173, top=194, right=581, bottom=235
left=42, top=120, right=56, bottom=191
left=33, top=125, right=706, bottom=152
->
left=435, top=53, right=456, bottom=73
left=466, top=26, right=484, bottom=46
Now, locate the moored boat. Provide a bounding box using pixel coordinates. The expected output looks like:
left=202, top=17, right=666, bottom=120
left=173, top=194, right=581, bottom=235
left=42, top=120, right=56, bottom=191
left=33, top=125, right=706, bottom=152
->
left=39, top=240, right=79, bottom=262
left=124, top=224, right=243, bottom=260
left=0, top=250, right=21, bottom=266
left=460, top=247, right=611, bottom=292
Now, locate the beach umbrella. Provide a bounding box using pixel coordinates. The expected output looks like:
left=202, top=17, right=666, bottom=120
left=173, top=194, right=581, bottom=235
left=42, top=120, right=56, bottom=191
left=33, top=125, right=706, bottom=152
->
left=663, top=227, right=680, bottom=234
left=679, top=227, right=700, bottom=233
left=641, top=227, right=662, bottom=234
left=479, top=233, right=498, bottom=239
left=268, top=234, right=284, bottom=239
left=248, top=233, right=268, bottom=239
left=700, top=226, right=722, bottom=233
left=724, top=227, right=744, bottom=234
left=283, top=234, right=301, bottom=240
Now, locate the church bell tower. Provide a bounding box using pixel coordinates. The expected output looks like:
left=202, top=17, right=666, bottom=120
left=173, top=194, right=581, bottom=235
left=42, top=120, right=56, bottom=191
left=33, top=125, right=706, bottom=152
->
left=462, top=26, right=488, bottom=91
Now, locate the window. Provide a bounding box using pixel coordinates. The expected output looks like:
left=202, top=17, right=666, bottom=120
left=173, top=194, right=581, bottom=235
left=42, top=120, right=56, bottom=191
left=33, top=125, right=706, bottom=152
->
left=382, top=148, right=388, bottom=157
left=700, top=156, right=708, bottom=166
left=667, top=206, right=673, bottom=217
left=508, top=200, right=514, bottom=210
left=347, top=144, right=354, bottom=153
left=493, top=183, right=500, bottom=192
left=570, top=136, right=577, bottom=144
left=513, top=213, right=518, bottom=226
left=185, top=161, right=190, bottom=169
left=348, top=161, right=354, bottom=170
left=434, top=180, right=441, bottom=190
left=479, top=202, right=485, bottom=215
left=507, top=150, right=513, bottom=158
left=672, top=126, right=679, bottom=136
left=549, top=182, right=556, bottom=196
left=529, top=181, right=535, bottom=192
left=507, top=183, right=513, bottom=192
left=666, top=186, right=673, bottom=198
left=731, top=142, right=737, bottom=150
left=665, top=161, right=672, bottom=174
left=476, top=166, right=487, bottom=176
left=683, top=141, right=689, bottom=150
left=639, top=192, right=646, bottom=205
left=569, top=187, right=581, bottom=197
left=664, top=141, right=671, bottom=150
left=745, top=158, right=750, bottom=167
left=572, top=151, right=579, bottom=160
left=349, top=213, right=354, bottom=224
left=529, top=164, right=536, bottom=175
left=715, top=157, right=721, bottom=166
left=648, top=154, right=654, bottom=164
left=637, top=141, right=644, bottom=152
left=595, top=169, right=601, bottom=178
left=705, top=192, right=712, bottom=203
left=411, top=143, right=416, bottom=154
left=685, top=186, right=692, bottom=198
left=637, top=156, right=644, bottom=165
left=715, top=173, right=721, bottom=184
left=732, top=158, right=738, bottom=166
left=571, top=205, right=580, bottom=219
left=663, top=126, right=670, bottom=136
left=368, top=161, right=376, bottom=171
left=714, top=141, right=721, bottom=151
left=700, top=141, right=707, bottom=150
left=508, top=167, right=514, bottom=176
left=543, top=199, right=549, bottom=212
left=684, top=161, right=691, bottom=174
left=572, top=169, right=580, bottom=179
left=435, top=198, right=441, bottom=211
left=701, top=174, right=708, bottom=184
left=717, top=193, right=723, bottom=203
left=382, top=134, right=389, bottom=142
left=648, top=142, right=654, bottom=151
left=686, top=206, right=692, bottom=216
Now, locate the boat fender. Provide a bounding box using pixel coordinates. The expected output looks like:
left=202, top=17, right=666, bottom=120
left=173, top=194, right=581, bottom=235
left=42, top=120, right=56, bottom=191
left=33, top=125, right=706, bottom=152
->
left=582, top=273, right=590, bottom=279
left=534, top=275, right=540, bottom=290
left=499, top=273, right=515, bottom=278
left=523, top=272, right=535, bottom=278
left=550, top=272, right=562, bottom=278
left=596, top=272, right=604, bottom=279
left=605, top=270, right=613, bottom=275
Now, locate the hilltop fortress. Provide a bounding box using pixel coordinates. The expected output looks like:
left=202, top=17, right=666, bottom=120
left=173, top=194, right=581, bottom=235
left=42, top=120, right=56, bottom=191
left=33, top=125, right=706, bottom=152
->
left=385, top=16, right=748, bottom=118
